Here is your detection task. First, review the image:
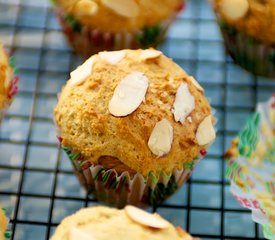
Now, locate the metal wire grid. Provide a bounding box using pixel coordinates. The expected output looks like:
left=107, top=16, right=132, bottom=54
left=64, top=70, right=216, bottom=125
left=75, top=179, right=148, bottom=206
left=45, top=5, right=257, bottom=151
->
left=0, top=0, right=274, bottom=239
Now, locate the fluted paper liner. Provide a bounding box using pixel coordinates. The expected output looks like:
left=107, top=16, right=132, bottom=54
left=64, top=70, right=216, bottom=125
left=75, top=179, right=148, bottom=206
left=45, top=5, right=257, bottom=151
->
left=61, top=142, right=206, bottom=208
left=226, top=95, right=275, bottom=239
left=215, top=16, right=275, bottom=78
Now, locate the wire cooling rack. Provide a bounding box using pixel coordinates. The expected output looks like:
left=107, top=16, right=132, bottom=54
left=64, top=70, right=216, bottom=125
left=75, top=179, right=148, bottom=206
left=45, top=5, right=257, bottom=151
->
left=0, top=0, right=274, bottom=239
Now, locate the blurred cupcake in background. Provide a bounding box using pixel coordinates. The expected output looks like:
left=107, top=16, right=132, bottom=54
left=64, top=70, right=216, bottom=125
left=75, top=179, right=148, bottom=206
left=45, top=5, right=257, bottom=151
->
left=51, top=205, right=197, bottom=240
left=51, top=0, right=185, bottom=58
left=0, top=41, right=19, bottom=126
left=0, top=208, right=9, bottom=240
left=211, top=0, right=275, bottom=78
left=54, top=49, right=216, bottom=208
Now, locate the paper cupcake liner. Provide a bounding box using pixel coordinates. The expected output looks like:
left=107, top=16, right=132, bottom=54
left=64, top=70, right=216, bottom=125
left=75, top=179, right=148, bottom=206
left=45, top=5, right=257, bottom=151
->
left=217, top=19, right=275, bottom=78
left=53, top=3, right=184, bottom=58
left=226, top=95, right=275, bottom=239
left=61, top=139, right=207, bottom=208
left=0, top=56, right=19, bottom=125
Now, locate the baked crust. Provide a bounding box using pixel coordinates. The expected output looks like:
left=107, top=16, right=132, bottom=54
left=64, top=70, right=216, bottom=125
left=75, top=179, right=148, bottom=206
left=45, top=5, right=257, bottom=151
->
left=54, top=49, right=214, bottom=177
left=0, top=209, right=7, bottom=240
left=51, top=206, right=194, bottom=240
left=0, top=41, right=12, bottom=111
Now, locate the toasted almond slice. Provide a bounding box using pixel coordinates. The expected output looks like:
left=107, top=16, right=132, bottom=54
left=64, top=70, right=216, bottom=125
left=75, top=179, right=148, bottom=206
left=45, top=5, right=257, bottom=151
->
left=188, top=76, right=204, bottom=92
left=196, top=115, right=216, bottom=146
left=74, top=0, right=98, bottom=17
left=69, top=227, right=95, bottom=240
left=139, top=49, right=162, bottom=61
left=176, top=226, right=193, bottom=240
left=99, top=50, right=126, bottom=64
left=148, top=119, right=173, bottom=157
left=109, top=71, right=148, bottom=117
left=101, top=0, right=139, bottom=18
left=125, top=205, right=170, bottom=229
left=173, top=83, right=195, bottom=123
left=221, top=0, right=249, bottom=20
left=69, top=56, right=97, bottom=86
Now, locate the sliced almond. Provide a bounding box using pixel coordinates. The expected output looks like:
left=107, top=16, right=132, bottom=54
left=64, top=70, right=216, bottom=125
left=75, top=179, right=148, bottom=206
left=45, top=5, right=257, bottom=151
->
left=139, top=49, right=162, bottom=61
left=69, top=227, right=95, bottom=240
left=188, top=76, right=204, bottom=92
left=221, top=0, right=249, bottom=20
left=101, top=0, right=139, bottom=18
left=196, top=115, right=216, bottom=146
left=176, top=226, right=193, bottom=240
left=109, top=72, right=148, bottom=117
left=125, top=205, right=170, bottom=229
left=69, top=56, right=97, bottom=86
left=148, top=119, right=173, bottom=157
left=99, top=50, right=126, bottom=65
left=74, top=0, right=98, bottom=17
left=173, top=83, right=195, bottom=124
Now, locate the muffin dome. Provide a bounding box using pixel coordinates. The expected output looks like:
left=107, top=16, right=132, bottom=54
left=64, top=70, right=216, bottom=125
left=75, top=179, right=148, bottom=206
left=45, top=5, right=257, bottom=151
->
left=54, top=0, right=183, bottom=32
left=212, top=0, right=275, bottom=44
left=54, top=49, right=215, bottom=177
left=51, top=205, right=195, bottom=240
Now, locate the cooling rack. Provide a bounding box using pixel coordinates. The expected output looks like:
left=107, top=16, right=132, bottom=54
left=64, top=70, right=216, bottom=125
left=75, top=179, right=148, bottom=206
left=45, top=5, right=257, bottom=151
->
left=0, top=0, right=274, bottom=239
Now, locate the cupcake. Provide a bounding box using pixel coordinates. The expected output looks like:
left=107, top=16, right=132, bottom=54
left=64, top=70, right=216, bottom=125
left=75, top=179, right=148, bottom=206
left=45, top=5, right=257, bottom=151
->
left=0, top=208, right=8, bottom=240
left=211, top=0, right=275, bottom=78
left=225, top=95, right=275, bottom=239
left=51, top=205, right=197, bottom=240
left=51, top=0, right=185, bottom=57
left=0, top=41, right=19, bottom=125
left=54, top=49, right=216, bottom=208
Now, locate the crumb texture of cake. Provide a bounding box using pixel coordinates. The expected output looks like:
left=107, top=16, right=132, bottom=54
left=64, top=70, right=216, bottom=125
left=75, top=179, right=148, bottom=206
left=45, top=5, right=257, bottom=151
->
left=54, top=49, right=215, bottom=177
left=51, top=206, right=195, bottom=240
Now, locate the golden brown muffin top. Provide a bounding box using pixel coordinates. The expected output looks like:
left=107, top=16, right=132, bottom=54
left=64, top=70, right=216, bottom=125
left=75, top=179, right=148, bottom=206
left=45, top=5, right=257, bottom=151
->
left=0, top=41, right=13, bottom=111
left=51, top=205, right=196, bottom=240
left=54, top=0, right=183, bottom=32
left=54, top=49, right=215, bottom=177
left=212, top=0, right=275, bottom=44
left=0, top=208, right=7, bottom=240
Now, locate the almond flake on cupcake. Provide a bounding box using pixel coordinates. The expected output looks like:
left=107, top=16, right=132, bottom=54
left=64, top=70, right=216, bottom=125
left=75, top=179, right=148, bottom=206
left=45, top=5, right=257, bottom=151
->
left=172, top=83, right=195, bottom=123
left=99, top=50, right=126, bottom=64
left=221, top=0, right=249, bottom=20
left=139, top=49, right=162, bottom=61
left=69, top=56, right=97, bottom=86
left=125, top=206, right=170, bottom=229
left=188, top=76, right=204, bottom=92
left=109, top=71, right=149, bottom=117
left=148, top=119, right=173, bottom=157
left=101, top=0, right=140, bottom=18
left=196, top=115, right=216, bottom=146
left=74, top=0, right=98, bottom=17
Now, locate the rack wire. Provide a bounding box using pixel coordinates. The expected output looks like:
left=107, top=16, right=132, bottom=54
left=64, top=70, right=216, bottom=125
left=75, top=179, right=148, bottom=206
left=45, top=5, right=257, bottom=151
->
left=0, top=0, right=274, bottom=239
